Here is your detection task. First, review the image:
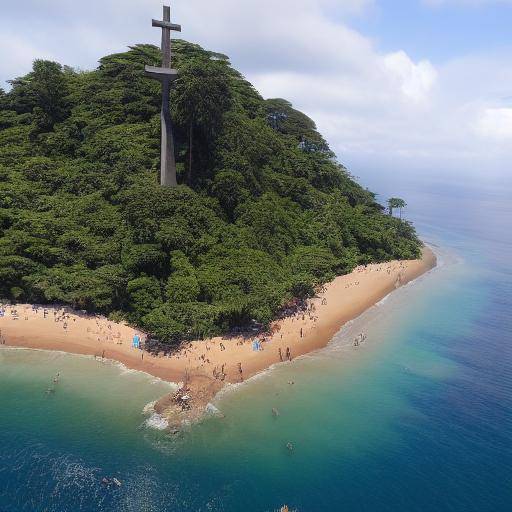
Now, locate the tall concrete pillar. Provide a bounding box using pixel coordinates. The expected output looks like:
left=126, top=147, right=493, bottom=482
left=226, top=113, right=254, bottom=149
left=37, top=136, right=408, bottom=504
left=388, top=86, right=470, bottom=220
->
left=145, top=5, right=181, bottom=187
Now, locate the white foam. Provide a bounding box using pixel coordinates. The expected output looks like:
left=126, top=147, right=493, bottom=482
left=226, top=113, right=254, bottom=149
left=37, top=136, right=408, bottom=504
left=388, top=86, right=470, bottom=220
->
left=142, top=400, right=157, bottom=414
left=204, top=403, right=222, bottom=416
left=144, top=412, right=169, bottom=430
left=376, top=294, right=391, bottom=306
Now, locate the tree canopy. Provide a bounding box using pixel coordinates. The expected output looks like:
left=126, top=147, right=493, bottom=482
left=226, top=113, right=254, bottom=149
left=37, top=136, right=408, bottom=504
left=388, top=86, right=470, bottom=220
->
left=0, top=41, right=421, bottom=346
left=387, top=197, right=408, bottom=218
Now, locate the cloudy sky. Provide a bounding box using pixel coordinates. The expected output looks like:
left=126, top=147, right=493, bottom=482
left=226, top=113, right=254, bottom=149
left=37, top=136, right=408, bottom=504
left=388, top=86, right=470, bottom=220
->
left=1, top=0, right=511, bottom=183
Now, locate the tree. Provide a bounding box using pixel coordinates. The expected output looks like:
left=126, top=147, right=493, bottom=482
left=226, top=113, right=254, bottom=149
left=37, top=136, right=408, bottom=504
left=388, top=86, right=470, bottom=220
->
left=32, top=60, right=70, bottom=132
left=166, top=251, right=200, bottom=303
left=387, top=197, right=407, bottom=219
left=8, top=60, right=70, bottom=137
left=26, top=264, right=126, bottom=311
left=211, top=170, right=249, bottom=218
left=264, top=98, right=331, bottom=154
left=0, top=88, right=8, bottom=110
left=126, top=276, right=163, bottom=321
left=173, top=57, right=232, bottom=184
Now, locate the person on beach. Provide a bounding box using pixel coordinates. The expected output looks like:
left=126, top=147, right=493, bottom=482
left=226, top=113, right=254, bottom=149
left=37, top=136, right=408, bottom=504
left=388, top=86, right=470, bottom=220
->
left=278, top=348, right=283, bottom=362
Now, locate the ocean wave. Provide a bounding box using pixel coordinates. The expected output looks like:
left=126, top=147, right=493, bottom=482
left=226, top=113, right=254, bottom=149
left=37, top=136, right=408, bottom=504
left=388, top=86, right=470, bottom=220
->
left=205, top=403, right=222, bottom=416
left=144, top=412, right=169, bottom=430
left=95, top=359, right=178, bottom=389
left=142, top=400, right=157, bottom=414
left=0, top=346, right=178, bottom=393
left=427, top=243, right=462, bottom=270
left=376, top=294, right=390, bottom=306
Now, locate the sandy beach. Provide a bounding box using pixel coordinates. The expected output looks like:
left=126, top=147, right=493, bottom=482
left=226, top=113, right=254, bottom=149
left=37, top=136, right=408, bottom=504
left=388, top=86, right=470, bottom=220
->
left=1, top=246, right=436, bottom=423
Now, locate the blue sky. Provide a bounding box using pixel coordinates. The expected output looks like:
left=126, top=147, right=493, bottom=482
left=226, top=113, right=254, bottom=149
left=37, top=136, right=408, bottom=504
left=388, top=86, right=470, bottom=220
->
left=1, top=0, right=511, bottom=181
left=350, top=0, right=512, bottom=63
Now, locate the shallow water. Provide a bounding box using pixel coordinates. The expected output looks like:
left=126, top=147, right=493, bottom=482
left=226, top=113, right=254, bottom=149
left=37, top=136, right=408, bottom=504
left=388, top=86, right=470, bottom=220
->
left=1, top=175, right=511, bottom=511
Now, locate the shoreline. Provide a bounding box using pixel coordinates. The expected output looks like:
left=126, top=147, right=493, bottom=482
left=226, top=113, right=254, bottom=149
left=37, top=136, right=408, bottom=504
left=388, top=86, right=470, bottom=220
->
left=0, top=246, right=436, bottom=425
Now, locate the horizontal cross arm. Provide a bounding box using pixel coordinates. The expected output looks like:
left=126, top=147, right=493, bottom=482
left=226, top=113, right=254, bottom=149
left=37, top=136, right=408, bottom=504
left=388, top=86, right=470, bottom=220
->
left=152, top=19, right=182, bottom=31
left=145, top=65, right=179, bottom=81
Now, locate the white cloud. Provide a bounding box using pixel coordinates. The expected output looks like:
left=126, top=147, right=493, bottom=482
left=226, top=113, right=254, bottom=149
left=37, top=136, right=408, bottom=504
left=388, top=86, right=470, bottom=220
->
left=383, top=51, right=438, bottom=103
left=476, top=107, right=512, bottom=138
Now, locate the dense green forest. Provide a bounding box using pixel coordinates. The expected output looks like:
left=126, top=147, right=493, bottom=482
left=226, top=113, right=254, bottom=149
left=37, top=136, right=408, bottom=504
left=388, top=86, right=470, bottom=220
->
left=0, top=41, right=421, bottom=345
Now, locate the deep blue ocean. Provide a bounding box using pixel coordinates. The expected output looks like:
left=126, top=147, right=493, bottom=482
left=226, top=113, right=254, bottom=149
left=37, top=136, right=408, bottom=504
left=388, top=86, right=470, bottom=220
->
left=1, top=170, right=511, bottom=512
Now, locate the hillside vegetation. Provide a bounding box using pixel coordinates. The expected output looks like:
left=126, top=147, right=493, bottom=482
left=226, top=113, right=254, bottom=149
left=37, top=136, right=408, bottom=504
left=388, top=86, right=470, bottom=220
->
left=0, top=42, right=421, bottom=345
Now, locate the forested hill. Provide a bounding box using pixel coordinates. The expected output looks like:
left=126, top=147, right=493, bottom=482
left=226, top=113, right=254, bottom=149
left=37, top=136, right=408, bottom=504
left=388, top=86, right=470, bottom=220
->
left=0, top=41, right=421, bottom=345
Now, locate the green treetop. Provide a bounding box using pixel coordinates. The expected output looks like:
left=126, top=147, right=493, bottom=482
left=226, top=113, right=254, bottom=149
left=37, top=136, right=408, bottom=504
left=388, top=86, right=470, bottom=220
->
left=387, top=197, right=408, bottom=219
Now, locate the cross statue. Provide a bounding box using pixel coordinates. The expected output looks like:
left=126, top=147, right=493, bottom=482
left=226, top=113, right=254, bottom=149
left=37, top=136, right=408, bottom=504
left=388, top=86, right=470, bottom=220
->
left=145, top=5, right=182, bottom=187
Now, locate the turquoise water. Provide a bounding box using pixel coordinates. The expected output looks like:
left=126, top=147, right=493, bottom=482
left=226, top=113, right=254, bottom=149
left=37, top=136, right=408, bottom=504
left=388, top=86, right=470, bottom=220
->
left=1, top=176, right=511, bottom=511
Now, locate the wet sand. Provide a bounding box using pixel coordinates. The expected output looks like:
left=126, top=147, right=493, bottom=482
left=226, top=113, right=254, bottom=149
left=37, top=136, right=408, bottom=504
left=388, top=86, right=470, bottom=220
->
left=0, top=247, right=436, bottom=423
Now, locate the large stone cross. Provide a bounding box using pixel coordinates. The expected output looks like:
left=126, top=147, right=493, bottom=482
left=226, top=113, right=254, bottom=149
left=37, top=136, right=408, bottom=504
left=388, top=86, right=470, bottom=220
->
left=145, top=5, right=182, bottom=187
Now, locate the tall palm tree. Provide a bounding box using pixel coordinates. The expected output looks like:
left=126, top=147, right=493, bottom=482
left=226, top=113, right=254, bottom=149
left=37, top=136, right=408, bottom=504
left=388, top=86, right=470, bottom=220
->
left=387, top=197, right=407, bottom=219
